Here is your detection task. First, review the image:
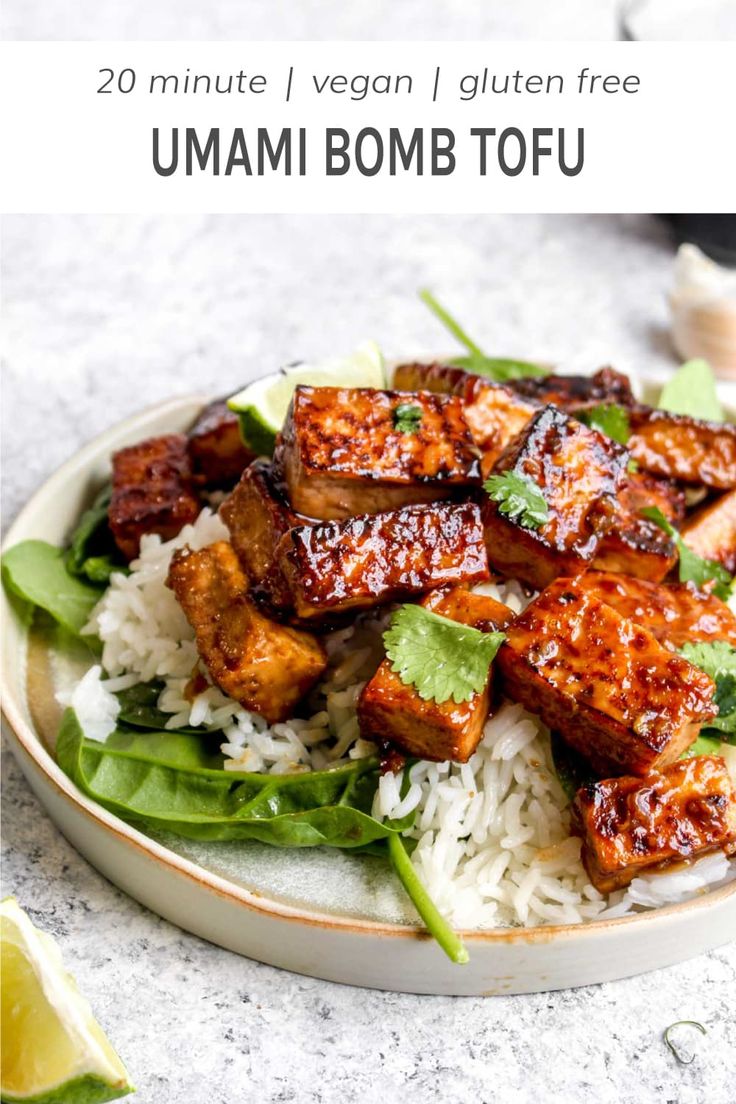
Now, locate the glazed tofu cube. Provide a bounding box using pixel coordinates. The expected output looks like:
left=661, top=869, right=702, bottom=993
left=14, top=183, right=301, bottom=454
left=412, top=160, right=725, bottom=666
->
left=187, top=399, right=254, bottom=487
left=220, top=459, right=306, bottom=610
left=496, top=579, right=717, bottom=776
left=573, top=756, right=736, bottom=893
left=681, top=490, right=736, bottom=574
left=166, top=541, right=326, bottom=724
left=277, top=501, right=490, bottom=621
left=278, top=385, right=480, bottom=521
left=575, top=571, right=736, bottom=649
left=593, top=519, right=677, bottom=583
left=109, top=434, right=201, bottom=561
left=593, top=471, right=684, bottom=582
left=628, top=407, right=736, bottom=489
left=508, top=366, right=635, bottom=410
left=482, top=406, right=627, bottom=589
left=620, top=470, right=686, bottom=524
left=392, top=361, right=538, bottom=475
left=358, top=586, right=514, bottom=762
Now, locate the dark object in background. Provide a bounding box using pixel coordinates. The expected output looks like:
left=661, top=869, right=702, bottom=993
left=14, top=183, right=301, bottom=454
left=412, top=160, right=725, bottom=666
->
left=660, top=215, right=736, bottom=267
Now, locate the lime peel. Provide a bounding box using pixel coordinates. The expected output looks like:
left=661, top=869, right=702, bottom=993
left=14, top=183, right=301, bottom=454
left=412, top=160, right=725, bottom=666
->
left=227, top=341, right=385, bottom=454
left=1, top=898, right=133, bottom=1104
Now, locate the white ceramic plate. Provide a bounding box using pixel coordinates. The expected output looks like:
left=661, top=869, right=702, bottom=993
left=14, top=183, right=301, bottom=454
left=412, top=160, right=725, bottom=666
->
left=3, top=391, right=735, bottom=995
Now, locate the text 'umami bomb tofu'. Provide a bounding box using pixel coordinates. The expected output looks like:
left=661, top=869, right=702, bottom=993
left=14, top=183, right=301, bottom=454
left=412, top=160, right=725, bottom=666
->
left=392, top=361, right=539, bottom=474
left=277, top=501, right=490, bottom=621
left=483, top=406, right=627, bottom=589
left=166, top=541, right=326, bottom=724
left=628, top=407, right=736, bottom=489
left=109, top=434, right=201, bottom=561
left=573, top=756, right=736, bottom=893
left=680, top=489, right=736, bottom=574
left=575, top=571, right=736, bottom=649
left=220, top=459, right=306, bottom=610
left=358, top=586, right=514, bottom=763
left=187, top=399, right=254, bottom=487
left=278, top=385, right=481, bottom=520
left=496, top=579, right=717, bottom=776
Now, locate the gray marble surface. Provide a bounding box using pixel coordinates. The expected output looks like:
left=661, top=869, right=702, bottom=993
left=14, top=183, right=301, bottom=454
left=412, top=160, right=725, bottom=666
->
left=2, top=0, right=619, bottom=42
left=2, top=213, right=735, bottom=1102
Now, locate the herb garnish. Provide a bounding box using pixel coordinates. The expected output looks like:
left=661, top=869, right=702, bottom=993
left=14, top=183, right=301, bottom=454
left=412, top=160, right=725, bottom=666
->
left=577, top=403, right=631, bottom=446
left=641, top=507, right=733, bottom=600
left=419, top=288, right=548, bottom=382
left=484, top=471, right=550, bottom=530
left=679, top=641, right=736, bottom=741
left=663, top=1021, right=707, bottom=1065
left=659, top=359, right=724, bottom=423
left=388, top=833, right=469, bottom=964
left=393, top=403, right=423, bottom=434
left=383, top=605, right=505, bottom=705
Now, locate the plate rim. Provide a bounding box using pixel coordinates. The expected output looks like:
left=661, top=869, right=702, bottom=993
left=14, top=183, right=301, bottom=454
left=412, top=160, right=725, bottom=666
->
left=2, top=391, right=735, bottom=946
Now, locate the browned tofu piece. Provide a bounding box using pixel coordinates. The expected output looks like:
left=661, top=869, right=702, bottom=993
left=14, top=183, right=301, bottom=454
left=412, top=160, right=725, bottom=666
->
left=573, top=756, right=736, bottom=893
left=358, top=586, right=514, bottom=762
left=575, top=571, right=736, bottom=648
left=593, top=470, right=685, bottom=581
left=278, top=386, right=481, bottom=521
left=628, top=407, right=736, bottom=489
left=497, top=579, right=717, bottom=776
left=508, top=366, right=635, bottom=410
left=109, top=434, right=201, bottom=561
left=592, top=521, right=677, bottom=583
left=277, top=501, right=490, bottom=621
left=220, top=459, right=307, bottom=610
left=187, top=399, right=254, bottom=487
left=166, top=541, right=326, bottom=724
left=681, top=490, right=736, bottom=574
left=392, top=361, right=538, bottom=475
left=619, top=469, right=686, bottom=523
left=482, top=406, right=627, bottom=589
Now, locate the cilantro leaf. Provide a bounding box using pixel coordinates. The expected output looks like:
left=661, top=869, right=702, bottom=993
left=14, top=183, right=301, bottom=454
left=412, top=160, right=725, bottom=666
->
left=383, top=604, right=505, bottom=705
left=679, top=640, right=736, bottom=679
left=419, top=289, right=548, bottom=382
left=679, top=641, right=736, bottom=742
left=393, top=403, right=423, bottom=434
left=484, top=471, right=549, bottom=530
left=641, top=507, right=734, bottom=601
left=577, top=403, right=631, bottom=446
left=658, top=359, right=724, bottom=423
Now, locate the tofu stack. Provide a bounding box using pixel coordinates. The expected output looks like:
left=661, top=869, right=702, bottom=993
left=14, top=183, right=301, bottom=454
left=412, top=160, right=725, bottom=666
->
left=107, top=362, right=736, bottom=894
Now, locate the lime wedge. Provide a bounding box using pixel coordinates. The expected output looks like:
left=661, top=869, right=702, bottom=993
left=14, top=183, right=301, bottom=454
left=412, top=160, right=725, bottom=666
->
left=227, top=341, right=385, bottom=454
left=0, top=898, right=133, bottom=1104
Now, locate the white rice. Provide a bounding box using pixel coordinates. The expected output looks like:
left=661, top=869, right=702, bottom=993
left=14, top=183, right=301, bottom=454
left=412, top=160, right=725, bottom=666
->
left=69, top=507, right=736, bottom=929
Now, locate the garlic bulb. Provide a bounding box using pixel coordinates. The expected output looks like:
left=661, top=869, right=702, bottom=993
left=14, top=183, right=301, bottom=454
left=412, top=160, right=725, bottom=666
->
left=669, top=244, right=736, bottom=378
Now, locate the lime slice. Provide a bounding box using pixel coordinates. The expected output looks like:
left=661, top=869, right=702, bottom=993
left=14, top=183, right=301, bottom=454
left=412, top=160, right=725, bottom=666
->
left=0, top=898, right=133, bottom=1104
left=227, top=340, right=385, bottom=454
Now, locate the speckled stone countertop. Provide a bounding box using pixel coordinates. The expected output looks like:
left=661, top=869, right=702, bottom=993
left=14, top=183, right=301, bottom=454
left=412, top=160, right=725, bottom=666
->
left=2, top=214, right=735, bottom=1102
left=2, top=0, right=619, bottom=41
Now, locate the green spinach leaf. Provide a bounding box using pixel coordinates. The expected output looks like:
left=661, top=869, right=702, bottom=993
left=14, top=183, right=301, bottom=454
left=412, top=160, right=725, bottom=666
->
left=550, top=732, right=597, bottom=802
left=658, top=359, right=724, bottom=423
left=66, top=485, right=126, bottom=586
left=2, top=541, right=102, bottom=636
left=57, top=709, right=401, bottom=848
left=115, top=680, right=208, bottom=736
